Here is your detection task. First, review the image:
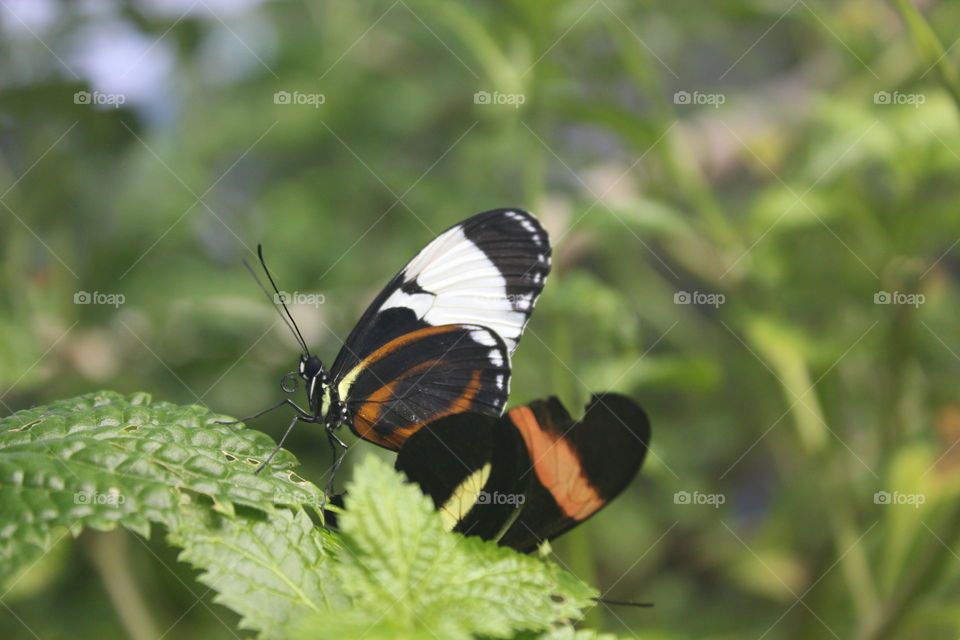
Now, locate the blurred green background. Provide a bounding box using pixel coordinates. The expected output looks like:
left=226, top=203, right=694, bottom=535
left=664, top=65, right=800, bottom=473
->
left=3, top=0, right=960, bottom=638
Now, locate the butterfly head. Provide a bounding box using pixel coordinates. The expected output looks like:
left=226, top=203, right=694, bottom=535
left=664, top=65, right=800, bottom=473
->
left=298, top=354, right=327, bottom=383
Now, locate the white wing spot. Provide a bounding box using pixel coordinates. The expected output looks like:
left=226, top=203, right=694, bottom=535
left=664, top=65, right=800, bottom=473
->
left=489, top=349, right=504, bottom=367
left=470, top=328, right=498, bottom=347
left=495, top=374, right=505, bottom=389
left=513, top=292, right=533, bottom=311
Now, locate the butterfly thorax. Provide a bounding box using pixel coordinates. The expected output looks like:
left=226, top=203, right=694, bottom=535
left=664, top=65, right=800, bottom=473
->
left=317, top=382, right=348, bottom=430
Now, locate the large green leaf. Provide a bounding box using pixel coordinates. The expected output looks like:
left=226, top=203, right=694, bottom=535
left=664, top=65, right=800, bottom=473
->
left=1, top=392, right=604, bottom=639
left=0, top=391, right=322, bottom=582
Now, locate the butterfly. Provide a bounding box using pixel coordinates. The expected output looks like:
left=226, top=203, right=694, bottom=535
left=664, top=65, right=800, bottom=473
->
left=394, top=393, right=651, bottom=552
left=243, top=209, right=551, bottom=486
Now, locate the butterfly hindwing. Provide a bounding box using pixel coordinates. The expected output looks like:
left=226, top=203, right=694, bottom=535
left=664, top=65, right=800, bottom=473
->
left=329, top=209, right=550, bottom=385
left=395, top=393, right=651, bottom=553
left=498, top=393, right=651, bottom=552
left=395, top=411, right=528, bottom=539
left=341, top=324, right=511, bottom=450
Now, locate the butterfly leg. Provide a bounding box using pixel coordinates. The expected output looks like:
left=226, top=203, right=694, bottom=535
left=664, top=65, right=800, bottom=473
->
left=319, top=427, right=349, bottom=525
left=254, top=413, right=301, bottom=473
left=216, top=398, right=313, bottom=425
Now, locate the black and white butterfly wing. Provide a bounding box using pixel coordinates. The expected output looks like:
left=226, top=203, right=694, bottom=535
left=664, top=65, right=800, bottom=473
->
left=329, top=208, right=550, bottom=381
left=327, top=209, right=550, bottom=450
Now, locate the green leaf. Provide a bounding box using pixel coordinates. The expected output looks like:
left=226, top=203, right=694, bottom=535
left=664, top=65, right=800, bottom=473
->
left=2, top=392, right=608, bottom=640
left=292, top=456, right=597, bottom=640
left=0, top=390, right=321, bottom=581
left=518, top=627, right=634, bottom=640
left=170, top=504, right=347, bottom=638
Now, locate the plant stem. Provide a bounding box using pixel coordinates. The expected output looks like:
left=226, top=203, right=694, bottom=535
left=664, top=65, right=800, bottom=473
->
left=749, top=323, right=880, bottom=616
left=82, top=529, right=161, bottom=640
left=855, top=502, right=960, bottom=640
left=890, top=0, right=960, bottom=114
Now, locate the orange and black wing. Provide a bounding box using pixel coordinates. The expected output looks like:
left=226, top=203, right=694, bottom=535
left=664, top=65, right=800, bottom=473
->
left=396, top=393, right=651, bottom=553
left=338, top=324, right=511, bottom=450
left=497, top=393, right=650, bottom=552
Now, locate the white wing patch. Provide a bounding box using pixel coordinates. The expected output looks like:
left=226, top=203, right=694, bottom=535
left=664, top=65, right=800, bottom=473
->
left=379, top=223, right=534, bottom=353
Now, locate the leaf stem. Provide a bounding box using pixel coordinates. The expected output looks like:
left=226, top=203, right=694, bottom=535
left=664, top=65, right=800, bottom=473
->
left=82, top=529, right=161, bottom=640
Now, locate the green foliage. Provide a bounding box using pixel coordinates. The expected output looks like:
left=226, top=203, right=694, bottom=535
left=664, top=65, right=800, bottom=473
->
left=0, top=391, right=320, bottom=583
left=1, top=392, right=602, bottom=639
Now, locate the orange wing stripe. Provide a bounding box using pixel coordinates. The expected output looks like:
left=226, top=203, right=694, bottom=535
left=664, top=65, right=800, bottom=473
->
left=353, top=366, right=484, bottom=450
left=509, top=406, right=604, bottom=520
left=355, top=324, right=463, bottom=373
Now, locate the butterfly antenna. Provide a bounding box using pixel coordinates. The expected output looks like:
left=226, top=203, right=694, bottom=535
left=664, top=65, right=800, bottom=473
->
left=242, top=247, right=310, bottom=355
left=242, top=258, right=304, bottom=352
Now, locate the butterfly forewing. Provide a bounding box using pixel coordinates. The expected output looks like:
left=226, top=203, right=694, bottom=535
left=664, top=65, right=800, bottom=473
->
left=329, top=209, right=550, bottom=384
left=341, top=324, right=511, bottom=450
